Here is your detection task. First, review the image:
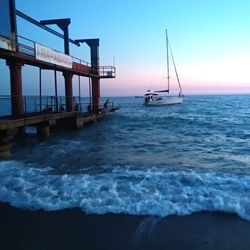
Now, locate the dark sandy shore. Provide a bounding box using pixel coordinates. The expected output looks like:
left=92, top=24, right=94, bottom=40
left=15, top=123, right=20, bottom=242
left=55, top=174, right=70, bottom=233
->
left=1, top=202, right=250, bottom=250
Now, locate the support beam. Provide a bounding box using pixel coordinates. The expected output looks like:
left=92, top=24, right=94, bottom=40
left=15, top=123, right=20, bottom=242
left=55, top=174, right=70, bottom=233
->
left=75, top=38, right=99, bottom=74
left=54, top=70, right=58, bottom=112
left=63, top=72, right=73, bottom=112
left=40, top=18, right=71, bottom=55
left=7, top=61, right=24, bottom=116
left=78, top=75, right=81, bottom=104
left=92, top=78, right=100, bottom=114
left=39, top=68, right=42, bottom=112
left=88, top=40, right=100, bottom=114
left=75, top=39, right=100, bottom=114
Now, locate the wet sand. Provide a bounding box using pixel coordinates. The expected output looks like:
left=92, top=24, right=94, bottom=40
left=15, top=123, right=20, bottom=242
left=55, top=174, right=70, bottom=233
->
left=1, top=202, right=250, bottom=250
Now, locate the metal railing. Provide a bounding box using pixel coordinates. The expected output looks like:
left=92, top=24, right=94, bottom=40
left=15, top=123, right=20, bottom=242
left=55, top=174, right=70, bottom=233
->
left=99, top=66, right=116, bottom=77
left=0, top=95, right=92, bottom=117
left=16, top=35, right=116, bottom=77
left=72, top=56, right=91, bottom=68
left=17, top=35, right=35, bottom=56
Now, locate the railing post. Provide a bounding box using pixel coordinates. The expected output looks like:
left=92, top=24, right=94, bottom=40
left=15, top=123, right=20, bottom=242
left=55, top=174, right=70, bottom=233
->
left=24, top=96, right=27, bottom=116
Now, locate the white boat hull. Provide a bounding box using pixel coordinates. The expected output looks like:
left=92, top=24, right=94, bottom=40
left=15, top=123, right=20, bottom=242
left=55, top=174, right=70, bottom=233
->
left=144, top=96, right=183, bottom=106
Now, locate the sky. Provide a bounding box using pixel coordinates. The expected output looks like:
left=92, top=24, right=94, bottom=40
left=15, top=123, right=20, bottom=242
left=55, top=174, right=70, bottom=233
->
left=2, top=0, right=250, bottom=96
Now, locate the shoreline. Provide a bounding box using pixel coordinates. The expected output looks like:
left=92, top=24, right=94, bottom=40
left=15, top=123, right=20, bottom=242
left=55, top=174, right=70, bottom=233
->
left=1, top=203, right=250, bottom=249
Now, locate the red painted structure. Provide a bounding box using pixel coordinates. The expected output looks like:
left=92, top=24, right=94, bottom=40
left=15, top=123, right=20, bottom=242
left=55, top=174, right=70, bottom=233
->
left=0, top=0, right=117, bottom=158
left=7, top=61, right=24, bottom=116
left=0, top=0, right=116, bottom=116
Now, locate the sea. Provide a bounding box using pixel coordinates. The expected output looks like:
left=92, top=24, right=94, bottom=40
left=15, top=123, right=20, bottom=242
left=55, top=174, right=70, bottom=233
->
left=1, top=95, right=250, bottom=220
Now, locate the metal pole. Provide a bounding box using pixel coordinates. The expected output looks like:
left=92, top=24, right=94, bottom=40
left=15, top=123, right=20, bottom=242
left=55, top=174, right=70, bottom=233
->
left=64, top=26, right=69, bottom=55
left=166, top=29, right=170, bottom=94
left=54, top=70, right=58, bottom=112
left=39, top=68, right=42, bottom=112
left=24, top=96, right=26, bottom=116
left=89, top=77, right=92, bottom=112
left=78, top=75, right=81, bottom=104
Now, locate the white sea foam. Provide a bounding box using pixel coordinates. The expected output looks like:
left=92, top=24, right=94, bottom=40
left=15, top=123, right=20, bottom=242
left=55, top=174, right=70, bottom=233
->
left=1, top=161, right=250, bottom=220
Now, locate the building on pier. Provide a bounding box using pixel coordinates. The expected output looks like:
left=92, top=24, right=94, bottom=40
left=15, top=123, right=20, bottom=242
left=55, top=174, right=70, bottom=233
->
left=0, top=0, right=117, bottom=158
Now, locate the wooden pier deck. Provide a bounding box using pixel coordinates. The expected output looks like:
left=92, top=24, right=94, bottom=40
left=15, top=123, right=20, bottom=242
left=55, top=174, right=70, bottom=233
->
left=0, top=107, right=119, bottom=131
left=0, top=106, right=118, bottom=159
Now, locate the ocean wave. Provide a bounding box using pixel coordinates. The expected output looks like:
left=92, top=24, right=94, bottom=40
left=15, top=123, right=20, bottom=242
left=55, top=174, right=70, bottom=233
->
left=1, top=161, right=250, bottom=221
left=1, top=96, right=250, bottom=222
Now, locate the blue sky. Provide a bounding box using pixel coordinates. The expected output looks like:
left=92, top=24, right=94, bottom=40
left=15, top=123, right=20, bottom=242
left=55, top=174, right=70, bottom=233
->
left=3, top=0, right=250, bottom=96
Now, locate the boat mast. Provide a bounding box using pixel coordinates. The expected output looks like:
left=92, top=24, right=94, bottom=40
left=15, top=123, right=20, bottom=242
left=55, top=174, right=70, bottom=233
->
left=169, top=42, right=183, bottom=96
left=166, top=29, right=170, bottom=94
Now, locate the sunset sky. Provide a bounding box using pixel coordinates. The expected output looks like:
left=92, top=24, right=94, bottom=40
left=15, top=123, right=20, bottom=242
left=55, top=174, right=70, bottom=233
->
left=3, top=0, right=250, bottom=96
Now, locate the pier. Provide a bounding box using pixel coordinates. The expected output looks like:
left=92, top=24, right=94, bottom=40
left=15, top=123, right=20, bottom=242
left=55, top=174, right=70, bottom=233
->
left=0, top=0, right=117, bottom=158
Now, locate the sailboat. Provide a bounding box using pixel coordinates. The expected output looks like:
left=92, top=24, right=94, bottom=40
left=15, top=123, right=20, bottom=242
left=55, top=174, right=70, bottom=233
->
left=144, top=29, right=183, bottom=106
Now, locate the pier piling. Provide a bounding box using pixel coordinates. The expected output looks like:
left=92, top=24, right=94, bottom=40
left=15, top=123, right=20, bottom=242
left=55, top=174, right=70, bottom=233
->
left=37, top=124, right=50, bottom=137
left=0, top=131, right=12, bottom=159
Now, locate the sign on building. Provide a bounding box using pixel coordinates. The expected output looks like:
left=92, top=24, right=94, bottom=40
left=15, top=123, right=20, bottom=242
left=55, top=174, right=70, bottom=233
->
left=35, top=43, right=73, bottom=69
